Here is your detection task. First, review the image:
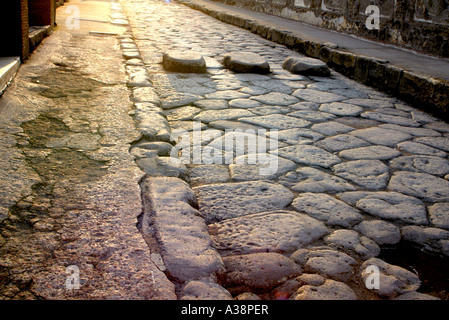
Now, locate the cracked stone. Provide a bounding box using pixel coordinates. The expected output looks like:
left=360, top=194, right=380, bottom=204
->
left=240, top=114, right=310, bottom=129
left=250, top=92, right=299, bottom=106
left=334, top=159, right=390, bottom=191
left=361, top=111, right=420, bottom=127
left=389, top=155, right=449, bottom=177
left=194, top=181, right=294, bottom=223
left=339, top=145, right=401, bottom=160
left=266, top=128, right=323, bottom=145
left=291, top=89, right=346, bottom=103
left=396, top=141, right=447, bottom=157
left=316, top=134, right=371, bottom=152
left=388, top=171, right=449, bottom=202
left=292, top=193, right=363, bottom=228
left=286, top=167, right=356, bottom=193
left=325, top=229, right=380, bottom=259
left=353, top=220, right=401, bottom=245
left=350, top=127, right=411, bottom=147
left=338, top=191, right=428, bottom=225
left=414, top=136, right=449, bottom=152
left=276, top=145, right=341, bottom=168
left=319, top=102, right=363, bottom=116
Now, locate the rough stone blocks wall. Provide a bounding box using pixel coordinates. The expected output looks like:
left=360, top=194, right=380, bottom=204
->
left=216, top=0, right=449, bottom=57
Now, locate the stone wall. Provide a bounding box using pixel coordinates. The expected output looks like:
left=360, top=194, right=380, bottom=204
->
left=214, top=0, right=449, bottom=57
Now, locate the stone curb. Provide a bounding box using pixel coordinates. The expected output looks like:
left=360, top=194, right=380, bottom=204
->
left=176, top=0, right=449, bottom=120
left=116, top=1, right=230, bottom=299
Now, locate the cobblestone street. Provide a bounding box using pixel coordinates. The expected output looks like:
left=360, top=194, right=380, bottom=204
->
left=1, top=0, right=449, bottom=301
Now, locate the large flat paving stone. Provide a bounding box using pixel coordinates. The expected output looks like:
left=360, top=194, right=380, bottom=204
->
left=194, top=181, right=294, bottom=223
left=338, top=191, right=428, bottom=225
left=388, top=171, right=449, bottom=202
left=239, top=114, right=310, bottom=129
left=324, top=229, right=380, bottom=259
left=332, top=160, right=389, bottom=190
left=339, top=145, right=401, bottom=160
left=350, top=127, right=412, bottom=147
left=316, top=134, right=371, bottom=152
left=285, top=167, right=356, bottom=193
left=354, top=220, right=401, bottom=245
left=389, top=155, right=449, bottom=177
left=221, top=252, right=302, bottom=294
left=276, top=145, right=341, bottom=168
left=292, top=193, right=363, bottom=228
left=209, top=210, right=329, bottom=255
left=292, top=89, right=346, bottom=103
left=319, top=102, right=364, bottom=116
left=291, top=279, right=357, bottom=300
left=250, top=92, right=299, bottom=106
left=222, top=51, right=271, bottom=74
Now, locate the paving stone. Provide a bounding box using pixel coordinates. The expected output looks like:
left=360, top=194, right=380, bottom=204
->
left=230, top=153, right=296, bottom=181
left=311, top=121, right=354, bottom=136
left=286, top=167, right=356, bottom=193
left=250, top=92, right=299, bottom=106
left=276, top=145, right=341, bottom=168
left=414, top=136, right=449, bottom=152
left=291, top=279, right=357, bottom=300
left=188, top=165, right=230, bottom=187
left=424, top=121, right=449, bottom=133
left=325, top=229, right=380, bottom=259
left=207, top=131, right=283, bottom=158
left=239, top=86, right=269, bottom=95
left=288, top=110, right=336, bottom=123
left=160, top=92, right=203, bottom=109
left=205, top=90, right=251, bottom=100
left=193, top=99, right=229, bottom=110
left=292, top=193, right=363, bottom=228
left=194, top=181, right=294, bottom=223
left=222, top=253, right=302, bottom=293
left=169, top=120, right=208, bottom=132
left=302, top=249, right=357, bottom=281
left=394, top=292, right=440, bottom=300
left=228, top=98, right=262, bottom=109
left=379, top=124, right=441, bottom=137
left=132, top=86, right=160, bottom=105
left=339, top=145, right=401, bottom=160
left=319, top=102, right=363, bottom=116
left=428, top=203, right=449, bottom=230
left=181, top=280, right=233, bottom=300
left=343, top=98, right=394, bottom=108
left=193, top=108, right=254, bottom=123
left=360, top=258, right=420, bottom=298
left=338, top=191, right=428, bottom=225
left=266, top=128, right=323, bottom=145
left=290, top=101, right=320, bottom=111
left=141, top=177, right=224, bottom=282
left=316, top=134, right=371, bottom=152
left=396, top=141, right=447, bottom=157
left=250, top=106, right=291, bottom=116
left=248, top=80, right=293, bottom=94
left=401, top=226, right=449, bottom=250
left=212, top=79, right=245, bottom=91
left=292, top=89, right=346, bottom=103
left=388, top=171, right=449, bottom=202
left=209, top=210, right=329, bottom=255
left=177, top=146, right=225, bottom=165
left=335, top=117, right=380, bottom=129
left=235, top=292, right=262, bottom=300
left=162, top=51, right=207, bottom=73
left=296, top=273, right=326, bottom=286
left=222, top=51, right=271, bottom=74
left=353, top=220, right=401, bottom=245
left=361, top=111, right=420, bottom=127
left=282, top=56, right=330, bottom=76
left=208, top=120, right=260, bottom=131
left=350, top=127, right=411, bottom=147
left=239, top=114, right=310, bottom=129
left=134, top=104, right=171, bottom=141
left=166, top=106, right=202, bottom=121
left=390, top=155, right=449, bottom=177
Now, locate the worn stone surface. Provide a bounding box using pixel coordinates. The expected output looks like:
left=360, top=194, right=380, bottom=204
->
left=339, top=145, right=401, bottom=160
left=230, top=153, right=296, bottom=181
left=250, top=92, right=299, bottom=106
left=338, top=191, right=428, bottom=225
left=316, top=134, right=371, bottom=152
left=389, top=155, right=449, bottom=177
left=292, top=89, right=346, bottom=103
left=388, top=171, right=449, bottom=202
left=240, top=114, right=310, bottom=129
left=319, top=102, right=363, bottom=116
left=276, top=145, right=341, bottom=168
left=428, top=203, right=449, bottom=230
left=194, top=181, right=294, bottom=223
left=285, top=167, right=356, bottom=193
left=291, top=279, right=357, bottom=300
left=350, top=127, right=411, bottom=147
left=283, top=56, right=330, bottom=76
left=333, top=160, right=390, bottom=190
left=222, top=253, right=302, bottom=293
left=209, top=211, right=329, bottom=255
left=181, top=280, right=233, bottom=300
left=292, top=193, right=363, bottom=228
left=325, top=229, right=380, bottom=259
left=353, top=220, right=401, bottom=245
left=360, top=258, right=421, bottom=298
